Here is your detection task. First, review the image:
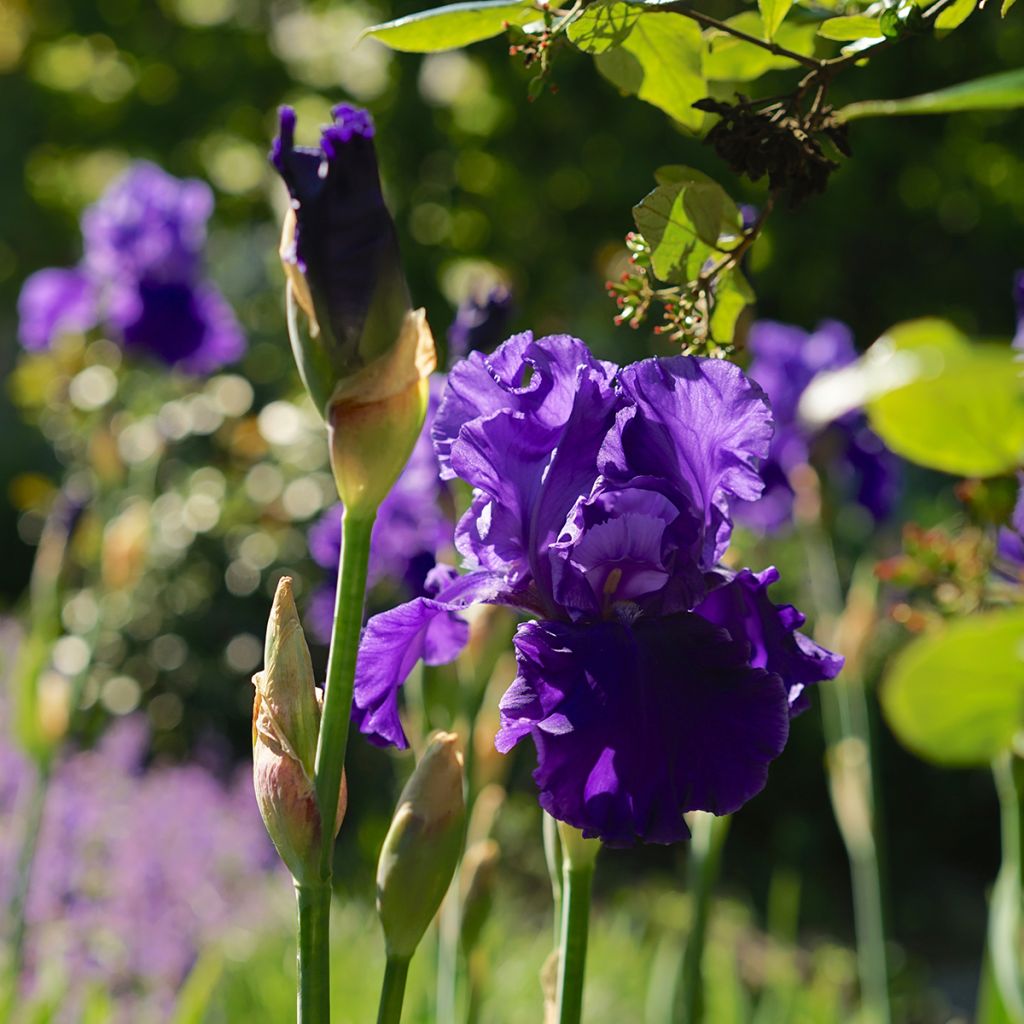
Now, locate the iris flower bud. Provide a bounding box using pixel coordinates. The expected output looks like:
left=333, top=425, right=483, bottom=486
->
left=252, top=577, right=346, bottom=883
left=270, top=104, right=437, bottom=517
left=376, top=731, right=466, bottom=959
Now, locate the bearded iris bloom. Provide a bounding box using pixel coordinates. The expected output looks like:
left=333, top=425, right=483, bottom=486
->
left=734, top=320, right=900, bottom=533
left=352, top=333, right=842, bottom=845
left=18, top=162, right=244, bottom=373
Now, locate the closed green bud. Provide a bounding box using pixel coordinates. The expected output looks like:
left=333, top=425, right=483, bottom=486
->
left=376, top=731, right=466, bottom=959
left=252, top=577, right=346, bottom=883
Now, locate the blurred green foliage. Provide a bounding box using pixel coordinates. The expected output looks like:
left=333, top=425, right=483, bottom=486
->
left=3, top=0, right=1024, bottom=1016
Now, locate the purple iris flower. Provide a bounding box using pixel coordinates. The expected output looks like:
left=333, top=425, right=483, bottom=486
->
left=271, top=104, right=410, bottom=405
left=17, top=162, right=244, bottom=373
left=995, top=476, right=1024, bottom=582
left=306, top=377, right=455, bottom=642
left=735, top=320, right=899, bottom=532
left=447, top=285, right=514, bottom=360
left=351, top=333, right=843, bottom=845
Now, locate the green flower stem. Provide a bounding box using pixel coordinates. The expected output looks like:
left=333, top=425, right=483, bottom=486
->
left=675, top=811, right=730, bottom=1024
left=314, top=511, right=375, bottom=881
left=987, top=753, right=1024, bottom=1022
left=798, top=517, right=891, bottom=1024
left=296, top=883, right=331, bottom=1024
left=556, top=859, right=595, bottom=1024
left=2, top=760, right=51, bottom=1020
left=376, top=955, right=411, bottom=1024
left=544, top=812, right=564, bottom=945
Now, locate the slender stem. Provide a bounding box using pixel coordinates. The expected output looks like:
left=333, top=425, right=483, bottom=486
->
left=987, top=753, right=1024, bottom=1022
left=797, top=513, right=891, bottom=1024
left=377, top=955, right=411, bottom=1024
left=435, top=878, right=460, bottom=1024
left=4, top=760, right=51, bottom=1008
left=314, top=512, right=375, bottom=882
left=296, top=883, right=331, bottom=1024
left=543, top=812, right=564, bottom=945
left=650, top=1, right=821, bottom=68
left=675, top=812, right=730, bottom=1024
left=555, top=860, right=594, bottom=1024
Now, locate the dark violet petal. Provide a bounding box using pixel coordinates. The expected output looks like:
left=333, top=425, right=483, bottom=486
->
left=269, top=104, right=408, bottom=372
left=17, top=268, right=99, bottom=349
left=732, top=459, right=796, bottom=534
left=497, top=614, right=791, bottom=845
left=352, top=571, right=510, bottom=747
left=116, top=280, right=244, bottom=372
left=696, top=567, right=843, bottom=714
left=433, top=332, right=616, bottom=478
left=447, top=284, right=514, bottom=360
left=612, top=356, right=773, bottom=567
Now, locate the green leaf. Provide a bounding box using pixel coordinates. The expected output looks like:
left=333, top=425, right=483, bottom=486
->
left=632, top=171, right=740, bottom=281
left=800, top=319, right=1024, bottom=477
left=710, top=269, right=754, bottom=344
left=594, top=12, right=705, bottom=129
left=758, top=0, right=793, bottom=39
left=566, top=0, right=637, bottom=53
left=363, top=0, right=535, bottom=52
left=1004, top=0, right=1018, bottom=16
left=704, top=14, right=818, bottom=81
left=934, top=0, right=978, bottom=30
left=817, top=14, right=883, bottom=40
left=881, top=608, right=1024, bottom=767
left=837, top=68, right=1024, bottom=122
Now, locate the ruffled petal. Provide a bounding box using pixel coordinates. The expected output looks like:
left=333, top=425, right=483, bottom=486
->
left=696, top=567, right=844, bottom=714
left=610, top=357, right=773, bottom=568
left=352, top=571, right=509, bottom=747
left=17, top=268, right=99, bottom=350
left=497, top=613, right=791, bottom=845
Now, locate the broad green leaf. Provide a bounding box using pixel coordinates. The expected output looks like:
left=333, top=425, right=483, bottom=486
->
left=800, top=319, right=1024, bottom=477
left=364, top=0, right=535, bottom=52
left=704, top=14, right=818, bottom=81
left=594, top=13, right=705, bottom=129
left=881, top=608, right=1024, bottom=767
left=633, top=171, right=740, bottom=281
left=934, top=0, right=978, bottom=30
left=817, top=14, right=883, bottom=40
left=837, top=68, right=1024, bottom=122
left=758, top=0, right=793, bottom=39
left=633, top=183, right=701, bottom=281
left=710, top=269, right=754, bottom=344
left=567, top=0, right=637, bottom=53
left=1004, top=0, right=1018, bottom=15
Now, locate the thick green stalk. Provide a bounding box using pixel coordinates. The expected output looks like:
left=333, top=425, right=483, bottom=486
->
left=675, top=812, right=730, bottom=1023
left=987, top=753, right=1024, bottom=1023
left=296, top=883, right=331, bottom=1024
left=799, top=519, right=891, bottom=1024
left=556, top=860, right=594, bottom=1024
left=314, top=512, right=375, bottom=882
left=377, top=955, right=411, bottom=1024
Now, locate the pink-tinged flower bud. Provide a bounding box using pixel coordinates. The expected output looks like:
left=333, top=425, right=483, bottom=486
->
left=252, top=577, right=345, bottom=883
left=376, top=731, right=466, bottom=958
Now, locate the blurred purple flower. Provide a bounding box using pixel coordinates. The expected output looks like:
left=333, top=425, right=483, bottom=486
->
left=995, top=475, right=1024, bottom=582
left=17, top=162, right=244, bottom=372
left=306, top=377, right=453, bottom=642
left=350, top=333, right=842, bottom=845
left=734, top=320, right=900, bottom=532
left=0, top=715, right=279, bottom=1022
left=447, top=285, right=514, bottom=360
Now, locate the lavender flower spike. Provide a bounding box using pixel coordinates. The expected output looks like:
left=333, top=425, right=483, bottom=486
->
left=352, top=333, right=843, bottom=845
